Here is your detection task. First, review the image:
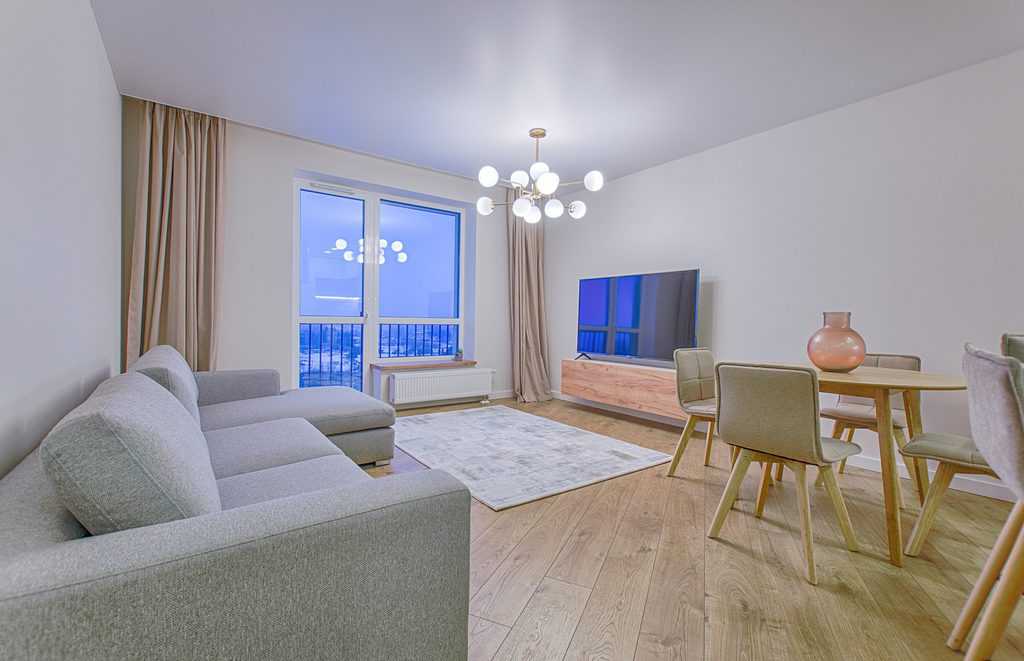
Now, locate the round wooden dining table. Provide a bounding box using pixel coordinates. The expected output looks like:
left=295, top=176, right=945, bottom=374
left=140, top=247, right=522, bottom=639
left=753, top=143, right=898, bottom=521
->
left=803, top=364, right=967, bottom=566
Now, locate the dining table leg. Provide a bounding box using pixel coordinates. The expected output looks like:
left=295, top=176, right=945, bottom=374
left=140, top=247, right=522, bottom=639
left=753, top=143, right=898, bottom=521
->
left=875, top=388, right=904, bottom=566
left=902, top=390, right=930, bottom=498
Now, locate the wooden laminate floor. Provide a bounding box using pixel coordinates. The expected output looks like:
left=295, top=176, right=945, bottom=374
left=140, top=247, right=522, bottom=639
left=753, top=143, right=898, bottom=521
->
left=367, top=398, right=1024, bottom=661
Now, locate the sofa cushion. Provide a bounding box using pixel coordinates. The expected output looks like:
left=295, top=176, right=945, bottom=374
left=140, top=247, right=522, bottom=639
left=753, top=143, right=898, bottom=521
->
left=40, top=373, right=221, bottom=535
left=216, top=454, right=370, bottom=510
left=204, top=418, right=342, bottom=479
left=129, top=345, right=201, bottom=421
left=199, top=386, right=396, bottom=436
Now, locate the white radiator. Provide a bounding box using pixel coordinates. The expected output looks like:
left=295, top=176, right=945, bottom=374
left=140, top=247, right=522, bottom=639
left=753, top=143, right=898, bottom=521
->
left=388, top=368, right=495, bottom=407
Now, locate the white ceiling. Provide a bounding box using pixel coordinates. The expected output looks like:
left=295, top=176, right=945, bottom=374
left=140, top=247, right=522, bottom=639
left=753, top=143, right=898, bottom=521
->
left=92, top=1, right=1024, bottom=183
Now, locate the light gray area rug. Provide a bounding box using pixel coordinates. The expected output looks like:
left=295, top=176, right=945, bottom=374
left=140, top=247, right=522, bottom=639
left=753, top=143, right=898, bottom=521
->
left=394, top=405, right=670, bottom=510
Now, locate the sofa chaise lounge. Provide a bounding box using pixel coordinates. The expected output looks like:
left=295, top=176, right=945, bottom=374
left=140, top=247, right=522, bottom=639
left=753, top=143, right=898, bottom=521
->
left=0, top=352, right=470, bottom=660
left=132, top=345, right=396, bottom=466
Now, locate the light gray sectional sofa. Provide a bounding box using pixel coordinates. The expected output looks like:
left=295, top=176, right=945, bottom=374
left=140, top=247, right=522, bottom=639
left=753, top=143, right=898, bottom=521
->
left=133, top=345, right=396, bottom=466
left=0, top=347, right=470, bottom=661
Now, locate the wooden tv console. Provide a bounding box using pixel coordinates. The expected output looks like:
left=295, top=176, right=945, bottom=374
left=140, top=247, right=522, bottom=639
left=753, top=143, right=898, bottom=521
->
left=560, top=358, right=685, bottom=422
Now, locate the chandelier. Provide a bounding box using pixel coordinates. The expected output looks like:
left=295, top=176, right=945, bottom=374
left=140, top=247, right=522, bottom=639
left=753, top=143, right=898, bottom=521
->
left=324, top=238, right=408, bottom=264
left=475, top=128, right=604, bottom=224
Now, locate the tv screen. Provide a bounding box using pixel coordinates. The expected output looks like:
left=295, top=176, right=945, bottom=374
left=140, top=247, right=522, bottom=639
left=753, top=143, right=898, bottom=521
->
left=577, top=269, right=700, bottom=361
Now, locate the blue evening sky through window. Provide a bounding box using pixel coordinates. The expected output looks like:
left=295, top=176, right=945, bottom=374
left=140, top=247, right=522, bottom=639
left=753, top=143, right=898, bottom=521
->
left=379, top=200, right=459, bottom=318
left=298, top=190, right=364, bottom=317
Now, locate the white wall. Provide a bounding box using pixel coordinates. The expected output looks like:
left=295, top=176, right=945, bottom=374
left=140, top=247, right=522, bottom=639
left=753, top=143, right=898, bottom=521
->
left=218, top=123, right=512, bottom=394
left=547, top=50, right=1024, bottom=497
left=0, top=0, right=122, bottom=477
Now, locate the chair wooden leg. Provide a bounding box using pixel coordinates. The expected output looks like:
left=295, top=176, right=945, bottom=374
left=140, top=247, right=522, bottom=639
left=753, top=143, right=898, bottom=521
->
left=667, top=415, right=699, bottom=477
left=820, top=464, right=859, bottom=552
left=894, top=426, right=925, bottom=506
left=949, top=501, right=1024, bottom=651
left=835, top=425, right=851, bottom=470
left=904, top=463, right=955, bottom=557
left=838, top=426, right=856, bottom=474
left=772, top=462, right=784, bottom=481
left=703, top=419, right=716, bottom=467
left=819, top=422, right=847, bottom=487
left=903, top=389, right=930, bottom=496
left=755, top=462, right=773, bottom=518
left=708, top=449, right=753, bottom=538
left=964, top=522, right=1024, bottom=661
left=913, top=457, right=931, bottom=503
left=793, top=464, right=817, bottom=585
left=730, top=445, right=740, bottom=467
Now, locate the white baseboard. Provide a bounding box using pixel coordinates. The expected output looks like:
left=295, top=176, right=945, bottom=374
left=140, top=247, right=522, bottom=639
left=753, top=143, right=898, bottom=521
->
left=842, top=454, right=1014, bottom=502
left=550, top=391, right=1014, bottom=503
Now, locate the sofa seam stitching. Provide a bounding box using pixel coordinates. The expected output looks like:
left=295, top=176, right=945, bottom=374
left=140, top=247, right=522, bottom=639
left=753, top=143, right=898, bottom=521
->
left=42, top=444, right=121, bottom=531
left=105, top=418, right=195, bottom=520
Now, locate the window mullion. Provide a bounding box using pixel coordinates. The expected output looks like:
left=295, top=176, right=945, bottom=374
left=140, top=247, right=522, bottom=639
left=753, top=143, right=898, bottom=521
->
left=363, top=194, right=381, bottom=390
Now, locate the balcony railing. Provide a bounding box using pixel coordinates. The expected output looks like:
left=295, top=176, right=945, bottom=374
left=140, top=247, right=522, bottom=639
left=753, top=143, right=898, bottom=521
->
left=379, top=323, right=458, bottom=358
left=299, top=323, right=363, bottom=390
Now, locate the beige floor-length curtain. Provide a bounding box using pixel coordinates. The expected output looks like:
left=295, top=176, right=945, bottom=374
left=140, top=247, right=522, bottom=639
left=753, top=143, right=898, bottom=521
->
left=125, top=101, right=226, bottom=370
left=507, top=188, right=553, bottom=402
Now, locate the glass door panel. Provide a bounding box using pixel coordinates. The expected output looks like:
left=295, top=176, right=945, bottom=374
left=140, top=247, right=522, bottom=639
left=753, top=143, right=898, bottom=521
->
left=298, top=189, right=365, bottom=389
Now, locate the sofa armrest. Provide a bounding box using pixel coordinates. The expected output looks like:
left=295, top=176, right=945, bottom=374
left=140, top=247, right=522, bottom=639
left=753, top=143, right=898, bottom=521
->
left=194, top=369, right=281, bottom=406
left=0, top=470, right=470, bottom=661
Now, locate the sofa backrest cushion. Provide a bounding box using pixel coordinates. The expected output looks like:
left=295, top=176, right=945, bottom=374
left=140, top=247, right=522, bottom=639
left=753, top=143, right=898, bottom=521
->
left=129, top=345, right=200, bottom=421
left=40, top=373, right=221, bottom=535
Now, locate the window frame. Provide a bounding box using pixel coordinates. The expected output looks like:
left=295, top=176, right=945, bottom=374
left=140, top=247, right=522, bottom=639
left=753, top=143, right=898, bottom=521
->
left=292, top=179, right=466, bottom=390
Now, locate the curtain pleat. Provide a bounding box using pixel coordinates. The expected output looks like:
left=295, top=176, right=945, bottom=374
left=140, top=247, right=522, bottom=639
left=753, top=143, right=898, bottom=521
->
left=125, top=101, right=225, bottom=370
left=507, top=188, right=553, bottom=402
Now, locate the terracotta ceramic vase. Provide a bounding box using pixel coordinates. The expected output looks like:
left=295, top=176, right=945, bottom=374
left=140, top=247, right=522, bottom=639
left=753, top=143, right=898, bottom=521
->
left=807, top=312, right=865, bottom=373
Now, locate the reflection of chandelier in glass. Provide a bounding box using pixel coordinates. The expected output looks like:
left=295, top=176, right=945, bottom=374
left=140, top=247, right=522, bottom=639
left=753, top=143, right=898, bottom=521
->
left=475, top=128, right=603, bottom=224
left=323, top=238, right=408, bottom=264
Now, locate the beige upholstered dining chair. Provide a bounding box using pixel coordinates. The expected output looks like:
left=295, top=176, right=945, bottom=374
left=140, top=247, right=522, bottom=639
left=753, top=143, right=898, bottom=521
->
left=666, top=348, right=721, bottom=475
left=945, top=345, right=1024, bottom=660
left=707, top=363, right=861, bottom=584
left=904, top=337, right=1020, bottom=556
left=815, top=353, right=927, bottom=503
left=900, top=434, right=993, bottom=556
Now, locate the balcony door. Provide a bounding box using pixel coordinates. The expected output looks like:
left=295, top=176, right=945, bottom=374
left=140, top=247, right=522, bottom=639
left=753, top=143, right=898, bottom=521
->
left=294, top=181, right=463, bottom=391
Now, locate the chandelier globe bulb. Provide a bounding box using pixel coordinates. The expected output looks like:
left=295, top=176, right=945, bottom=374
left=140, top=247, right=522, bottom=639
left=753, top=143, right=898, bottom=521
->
left=477, top=165, right=499, bottom=188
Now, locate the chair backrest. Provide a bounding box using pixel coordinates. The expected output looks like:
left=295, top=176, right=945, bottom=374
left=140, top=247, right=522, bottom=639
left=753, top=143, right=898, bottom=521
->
left=674, top=348, right=715, bottom=406
left=1002, top=333, right=1024, bottom=363
left=838, top=353, right=921, bottom=410
left=715, top=362, right=823, bottom=465
left=963, top=344, right=1024, bottom=501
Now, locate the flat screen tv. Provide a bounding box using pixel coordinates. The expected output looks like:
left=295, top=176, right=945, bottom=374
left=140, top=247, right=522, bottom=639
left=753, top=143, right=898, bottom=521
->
left=577, top=269, right=700, bottom=361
